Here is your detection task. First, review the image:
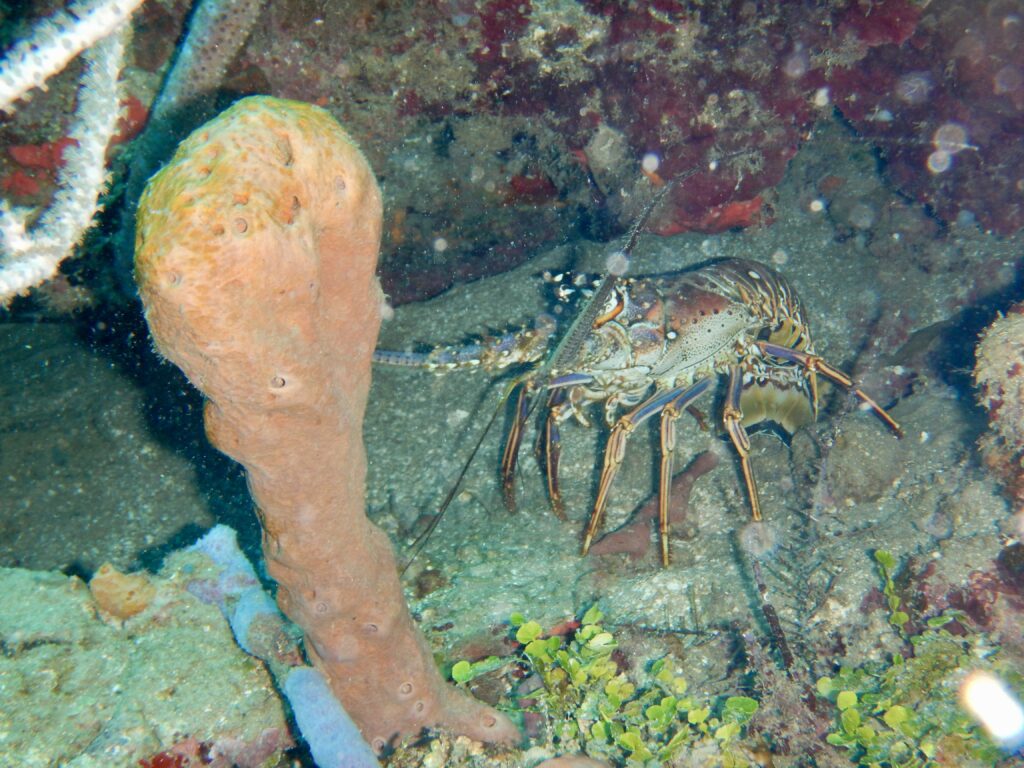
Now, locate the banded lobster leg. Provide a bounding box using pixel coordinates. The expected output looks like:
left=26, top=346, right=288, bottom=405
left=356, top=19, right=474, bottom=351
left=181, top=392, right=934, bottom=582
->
left=580, top=378, right=714, bottom=566
left=500, top=381, right=534, bottom=513
left=722, top=364, right=763, bottom=522
left=724, top=346, right=905, bottom=529
left=541, top=387, right=569, bottom=520
left=501, top=374, right=592, bottom=518
left=756, top=341, right=904, bottom=438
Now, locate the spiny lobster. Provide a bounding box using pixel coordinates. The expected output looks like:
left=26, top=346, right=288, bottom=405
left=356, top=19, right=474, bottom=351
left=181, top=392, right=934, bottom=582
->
left=376, top=190, right=903, bottom=567
left=376, top=254, right=903, bottom=568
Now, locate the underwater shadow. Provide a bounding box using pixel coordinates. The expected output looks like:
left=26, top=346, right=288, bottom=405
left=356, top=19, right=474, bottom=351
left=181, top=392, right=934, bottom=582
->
left=73, top=301, right=261, bottom=571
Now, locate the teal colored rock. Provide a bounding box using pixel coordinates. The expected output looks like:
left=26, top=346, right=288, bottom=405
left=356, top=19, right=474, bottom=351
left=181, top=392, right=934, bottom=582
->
left=0, top=559, right=290, bottom=767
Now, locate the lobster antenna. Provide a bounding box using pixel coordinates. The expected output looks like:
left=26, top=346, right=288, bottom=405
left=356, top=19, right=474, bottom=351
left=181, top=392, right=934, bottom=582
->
left=399, top=379, right=512, bottom=575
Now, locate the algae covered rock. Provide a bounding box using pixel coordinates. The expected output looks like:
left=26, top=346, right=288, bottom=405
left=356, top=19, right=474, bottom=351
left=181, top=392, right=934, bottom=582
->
left=826, top=416, right=906, bottom=505
left=0, top=558, right=290, bottom=767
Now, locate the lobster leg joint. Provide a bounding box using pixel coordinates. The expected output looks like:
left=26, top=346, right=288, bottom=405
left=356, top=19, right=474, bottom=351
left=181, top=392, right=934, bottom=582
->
left=756, top=341, right=903, bottom=438
left=724, top=364, right=763, bottom=522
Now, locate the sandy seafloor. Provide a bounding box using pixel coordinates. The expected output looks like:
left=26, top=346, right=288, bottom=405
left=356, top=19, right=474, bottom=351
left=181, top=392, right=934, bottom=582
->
left=1, top=121, right=1021, bottom=766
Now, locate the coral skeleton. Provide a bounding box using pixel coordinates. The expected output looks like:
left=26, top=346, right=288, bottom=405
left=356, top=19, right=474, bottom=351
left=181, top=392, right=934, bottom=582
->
left=0, top=0, right=143, bottom=303
left=0, top=0, right=144, bottom=112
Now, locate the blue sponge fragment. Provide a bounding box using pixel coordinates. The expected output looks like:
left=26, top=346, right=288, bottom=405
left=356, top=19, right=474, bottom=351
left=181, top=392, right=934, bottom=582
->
left=189, top=527, right=379, bottom=766
left=284, top=666, right=380, bottom=768
left=188, top=524, right=280, bottom=653
left=228, top=587, right=279, bottom=655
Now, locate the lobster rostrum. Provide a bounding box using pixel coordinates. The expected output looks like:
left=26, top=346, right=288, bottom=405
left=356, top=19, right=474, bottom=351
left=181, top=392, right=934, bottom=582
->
left=493, top=257, right=904, bottom=567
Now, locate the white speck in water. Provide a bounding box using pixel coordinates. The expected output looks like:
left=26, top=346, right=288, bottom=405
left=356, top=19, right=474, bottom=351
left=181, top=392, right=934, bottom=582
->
left=933, top=122, right=970, bottom=154
left=809, top=198, right=825, bottom=213
left=927, top=150, right=952, bottom=174
left=433, top=237, right=448, bottom=253
left=448, top=409, right=470, bottom=427
left=739, top=521, right=779, bottom=559
left=783, top=49, right=808, bottom=79
left=994, top=64, right=1023, bottom=95
left=641, top=152, right=660, bottom=173
left=919, top=431, right=930, bottom=444
left=960, top=670, right=1024, bottom=748
left=605, top=250, right=629, bottom=276
left=895, top=71, right=932, bottom=105
left=848, top=201, right=877, bottom=230
left=956, top=209, right=977, bottom=228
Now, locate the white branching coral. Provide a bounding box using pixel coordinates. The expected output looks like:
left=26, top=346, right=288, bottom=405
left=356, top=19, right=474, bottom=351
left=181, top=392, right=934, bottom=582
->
left=0, top=0, right=144, bottom=304
left=0, top=0, right=144, bottom=113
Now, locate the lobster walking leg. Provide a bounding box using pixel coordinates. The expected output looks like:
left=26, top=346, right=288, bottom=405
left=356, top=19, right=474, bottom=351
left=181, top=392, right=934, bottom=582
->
left=501, top=381, right=534, bottom=512
left=756, top=342, right=903, bottom=438
left=503, top=374, right=596, bottom=516
left=543, top=388, right=569, bottom=521
left=582, top=379, right=712, bottom=558
left=723, top=364, right=763, bottom=522
left=656, top=380, right=715, bottom=566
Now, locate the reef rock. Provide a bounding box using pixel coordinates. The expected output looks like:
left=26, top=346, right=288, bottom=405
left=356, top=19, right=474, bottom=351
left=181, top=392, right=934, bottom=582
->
left=975, top=305, right=1024, bottom=503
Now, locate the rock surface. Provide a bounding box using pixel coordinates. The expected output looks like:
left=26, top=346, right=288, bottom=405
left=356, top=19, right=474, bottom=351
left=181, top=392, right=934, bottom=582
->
left=0, top=555, right=289, bottom=768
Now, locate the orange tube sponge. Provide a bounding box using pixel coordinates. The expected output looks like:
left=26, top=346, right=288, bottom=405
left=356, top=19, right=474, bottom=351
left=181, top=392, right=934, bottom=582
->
left=134, top=96, right=517, bottom=751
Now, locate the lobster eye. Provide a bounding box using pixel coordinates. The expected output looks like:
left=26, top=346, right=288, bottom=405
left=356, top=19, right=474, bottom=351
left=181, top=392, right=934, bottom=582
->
left=594, top=287, right=626, bottom=328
